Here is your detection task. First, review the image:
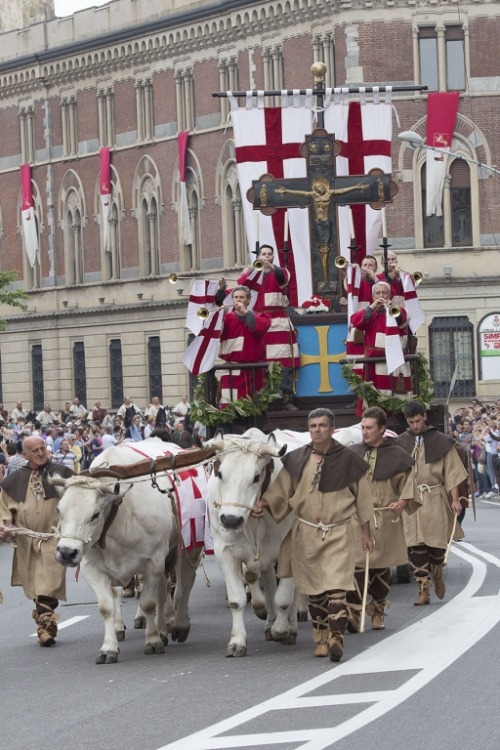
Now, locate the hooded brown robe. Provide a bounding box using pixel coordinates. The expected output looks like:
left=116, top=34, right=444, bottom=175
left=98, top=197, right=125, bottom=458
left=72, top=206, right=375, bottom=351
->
left=0, top=464, right=73, bottom=600
left=262, top=440, right=373, bottom=595
left=348, top=439, right=417, bottom=567
left=396, top=427, right=468, bottom=548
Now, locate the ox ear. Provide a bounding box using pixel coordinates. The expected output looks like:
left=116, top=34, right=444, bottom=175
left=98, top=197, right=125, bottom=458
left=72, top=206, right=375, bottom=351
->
left=278, top=443, right=287, bottom=457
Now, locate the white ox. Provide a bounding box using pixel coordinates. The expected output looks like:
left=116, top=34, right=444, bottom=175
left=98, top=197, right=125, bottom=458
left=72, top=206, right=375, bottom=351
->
left=207, top=422, right=398, bottom=658
left=54, top=438, right=208, bottom=664
left=205, top=428, right=309, bottom=657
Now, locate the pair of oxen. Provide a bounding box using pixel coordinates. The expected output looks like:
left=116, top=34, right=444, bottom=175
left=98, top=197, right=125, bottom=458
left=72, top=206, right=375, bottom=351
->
left=54, top=426, right=363, bottom=664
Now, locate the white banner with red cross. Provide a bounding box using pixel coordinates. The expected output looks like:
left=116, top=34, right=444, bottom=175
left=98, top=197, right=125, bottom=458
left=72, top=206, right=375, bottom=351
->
left=324, top=89, right=393, bottom=264
left=230, top=91, right=394, bottom=304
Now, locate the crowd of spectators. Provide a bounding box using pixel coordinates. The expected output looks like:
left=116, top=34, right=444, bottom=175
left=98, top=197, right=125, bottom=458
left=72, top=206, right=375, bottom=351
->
left=446, top=398, right=500, bottom=499
left=0, top=394, right=205, bottom=478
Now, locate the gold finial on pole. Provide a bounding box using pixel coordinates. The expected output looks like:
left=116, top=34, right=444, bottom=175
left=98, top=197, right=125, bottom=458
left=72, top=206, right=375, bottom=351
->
left=311, top=61, right=327, bottom=82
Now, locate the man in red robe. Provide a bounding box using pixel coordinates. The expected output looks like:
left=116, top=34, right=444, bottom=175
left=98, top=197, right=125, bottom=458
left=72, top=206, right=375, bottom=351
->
left=350, top=281, right=412, bottom=409
left=236, top=245, right=300, bottom=410
left=218, top=286, right=271, bottom=406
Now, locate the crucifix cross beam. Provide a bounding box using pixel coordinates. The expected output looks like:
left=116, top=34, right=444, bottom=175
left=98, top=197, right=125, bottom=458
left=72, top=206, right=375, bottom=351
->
left=247, top=128, right=397, bottom=297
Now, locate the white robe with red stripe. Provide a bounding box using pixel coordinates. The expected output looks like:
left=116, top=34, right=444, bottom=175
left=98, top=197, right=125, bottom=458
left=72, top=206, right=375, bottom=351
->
left=238, top=268, right=299, bottom=369
left=350, top=307, right=412, bottom=407
left=218, top=311, right=271, bottom=405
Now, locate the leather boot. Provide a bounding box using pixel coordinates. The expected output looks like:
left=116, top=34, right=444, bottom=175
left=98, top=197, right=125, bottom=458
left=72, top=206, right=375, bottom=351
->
left=32, top=609, right=59, bottom=647
left=346, top=604, right=361, bottom=633
left=367, top=599, right=387, bottom=630
left=432, top=564, right=445, bottom=600
left=123, top=577, right=136, bottom=598
left=414, top=578, right=430, bottom=606
left=135, top=574, right=145, bottom=598
left=312, top=626, right=329, bottom=657
left=327, top=632, right=344, bottom=663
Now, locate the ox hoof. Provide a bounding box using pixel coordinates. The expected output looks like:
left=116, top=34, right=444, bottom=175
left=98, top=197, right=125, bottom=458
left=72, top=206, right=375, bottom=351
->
left=171, top=626, right=190, bottom=643
left=116, top=629, right=126, bottom=642
left=264, top=628, right=274, bottom=642
left=160, top=632, right=169, bottom=646
left=134, top=616, right=146, bottom=630
left=144, top=641, right=166, bottom=655
left=252, top=606, right=268, bottom=621
left=297, top=610, right=309, bottom=622
left=225, top=645, right=247, bottom=657
left=96, top=651, right=119, bottom=665
left=281, top=632, right=297, bottom=646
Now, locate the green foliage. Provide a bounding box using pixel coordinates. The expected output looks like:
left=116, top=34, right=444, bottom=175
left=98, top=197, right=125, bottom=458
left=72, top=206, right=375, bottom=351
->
left=341, top=351, right=434, bottom=413
left=189, top=362, right=282, bottom=427
left=0, top=270, right=29, bottom=332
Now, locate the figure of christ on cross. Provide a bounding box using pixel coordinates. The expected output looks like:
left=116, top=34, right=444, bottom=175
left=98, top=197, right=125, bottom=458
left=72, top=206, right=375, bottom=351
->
left=248, top=129, right=395, bottom=300
left=275, top=176, right=369, bottom=289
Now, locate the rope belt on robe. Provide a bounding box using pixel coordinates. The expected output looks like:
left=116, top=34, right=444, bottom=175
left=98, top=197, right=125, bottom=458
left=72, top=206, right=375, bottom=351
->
left=416, top=483, right=442, bottom=502
left=297, top=516, right=349, bottom=542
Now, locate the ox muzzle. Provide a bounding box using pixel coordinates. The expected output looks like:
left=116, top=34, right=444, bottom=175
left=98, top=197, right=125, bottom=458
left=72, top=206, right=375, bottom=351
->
left=55, top=543, right=82, bottom=567
left=219, top=512, right=246, bottom=531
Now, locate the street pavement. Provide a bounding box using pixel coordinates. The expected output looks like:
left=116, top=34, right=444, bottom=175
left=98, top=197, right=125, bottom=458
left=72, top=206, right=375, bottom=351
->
left=1, top=498, right=500, bottom=750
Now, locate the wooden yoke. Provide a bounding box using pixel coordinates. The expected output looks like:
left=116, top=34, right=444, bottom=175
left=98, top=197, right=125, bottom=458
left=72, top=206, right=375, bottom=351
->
left=81, top=447, right=216, bottom=480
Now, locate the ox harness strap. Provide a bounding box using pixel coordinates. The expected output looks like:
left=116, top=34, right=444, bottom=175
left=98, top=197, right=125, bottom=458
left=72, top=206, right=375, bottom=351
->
left=95, top=499, right=124, bottom=549
left=212, top=461, right=274, bottom=511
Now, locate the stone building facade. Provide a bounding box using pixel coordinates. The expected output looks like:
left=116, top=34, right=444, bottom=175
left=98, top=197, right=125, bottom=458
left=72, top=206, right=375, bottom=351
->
left=0, top=0, right=498, bottom=413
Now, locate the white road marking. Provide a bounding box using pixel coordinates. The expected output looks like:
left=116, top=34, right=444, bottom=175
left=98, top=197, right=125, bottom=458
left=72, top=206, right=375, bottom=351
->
left=30, top=615, right=89, bottom=637
left=159, top=544, right=500, bottom=750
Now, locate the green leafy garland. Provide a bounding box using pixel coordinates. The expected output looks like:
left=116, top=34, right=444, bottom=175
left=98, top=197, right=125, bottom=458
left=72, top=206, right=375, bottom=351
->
left=189, top=362, right=282, bottom=427
left=341, top=352, right=434, bottom=414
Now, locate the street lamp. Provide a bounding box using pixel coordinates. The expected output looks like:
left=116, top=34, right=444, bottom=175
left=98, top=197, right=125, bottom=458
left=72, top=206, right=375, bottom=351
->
left=398, top=130, right=500, bottom=176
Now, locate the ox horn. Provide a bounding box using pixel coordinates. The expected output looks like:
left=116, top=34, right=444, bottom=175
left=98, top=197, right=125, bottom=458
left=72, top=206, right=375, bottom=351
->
left=46, top=474, right=70, bottom=488
left=98, top=481, right=130, bottom=501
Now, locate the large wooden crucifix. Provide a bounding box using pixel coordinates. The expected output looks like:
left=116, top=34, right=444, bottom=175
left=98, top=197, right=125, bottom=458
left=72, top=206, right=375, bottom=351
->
left=246, top=128, right=397, bottom=298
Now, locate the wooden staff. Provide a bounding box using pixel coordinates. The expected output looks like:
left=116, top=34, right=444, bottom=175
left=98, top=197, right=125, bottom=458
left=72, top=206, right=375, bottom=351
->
left=444, top=512, right=458, bottom=565
left=359, top=550, right=370, bottom=634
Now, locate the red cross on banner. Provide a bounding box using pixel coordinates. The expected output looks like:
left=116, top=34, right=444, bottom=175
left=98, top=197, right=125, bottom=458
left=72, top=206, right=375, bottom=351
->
left=235, top=108, right=301, bottom=304
left=340, top=103, right=391, bottom=260
left=182, top=308, right=225, bottom=376
left=231, top=104, right=314, bottom=306
left=325, top=99, right=393, bottom=262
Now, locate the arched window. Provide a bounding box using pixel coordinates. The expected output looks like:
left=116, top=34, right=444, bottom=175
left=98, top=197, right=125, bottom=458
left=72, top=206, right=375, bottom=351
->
left=59, top=171, right=87, bottom=286
left=222, top=168, right=245, bottom=266
left=66, top=201, right=84, bottom=284
left=421, top=159, right=472, bottom=248
left=140, top=193, right=159, bottom=276
left=132, top=158, right=163, bottom=277
left=216, top=143, right=246, bottom=267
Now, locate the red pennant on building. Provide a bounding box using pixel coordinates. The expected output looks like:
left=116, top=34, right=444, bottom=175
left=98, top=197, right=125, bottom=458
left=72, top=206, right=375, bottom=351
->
left=99, top=147, right=111, bottom=252
left=178, top=131, right=193, bottom=245
left=425, top=92, right=460, bottom=216
left=21, top=163, right=39, bottom=268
